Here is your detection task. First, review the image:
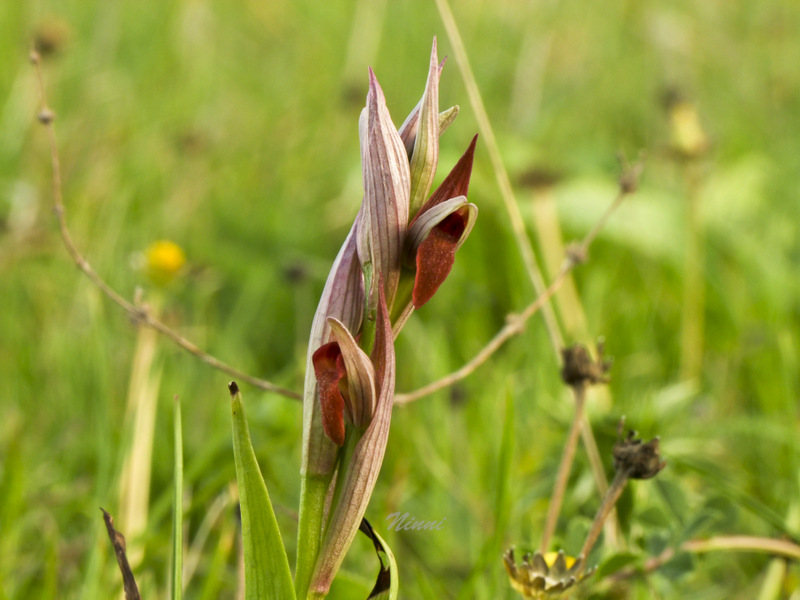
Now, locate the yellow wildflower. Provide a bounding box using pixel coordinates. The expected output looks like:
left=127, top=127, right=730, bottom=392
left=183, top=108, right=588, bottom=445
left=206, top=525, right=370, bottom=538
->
left=145, top=240, right=186, bottom=286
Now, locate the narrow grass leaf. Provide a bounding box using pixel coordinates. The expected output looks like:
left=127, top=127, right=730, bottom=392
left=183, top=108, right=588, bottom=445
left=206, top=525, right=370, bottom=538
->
left=229, top=382, right=294, bottom=600
left=171, top=395, right=184, bottom=600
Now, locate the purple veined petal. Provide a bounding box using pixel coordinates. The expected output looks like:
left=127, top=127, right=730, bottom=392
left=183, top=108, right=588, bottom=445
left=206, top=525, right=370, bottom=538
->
left=358, top=69, right=410, bottom=310
left=302, top=215, right=365, bottom=477
left=407, top=37, right=442, bottom=218
left=327, top=317, right=377, bottom=428
left=309, top=284, right=396, bottom=595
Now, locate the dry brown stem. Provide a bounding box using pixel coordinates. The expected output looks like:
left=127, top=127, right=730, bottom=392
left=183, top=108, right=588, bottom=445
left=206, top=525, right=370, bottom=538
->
left=30, top=50, right=300, bottom=400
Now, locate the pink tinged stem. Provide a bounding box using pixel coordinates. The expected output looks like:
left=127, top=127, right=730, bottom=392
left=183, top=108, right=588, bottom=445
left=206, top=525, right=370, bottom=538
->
left=309, top=285, right=396, bottom=595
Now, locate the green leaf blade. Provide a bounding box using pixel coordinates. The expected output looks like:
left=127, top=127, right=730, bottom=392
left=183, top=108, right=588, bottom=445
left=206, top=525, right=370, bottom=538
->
left=229, top=382, right=295, bottom=600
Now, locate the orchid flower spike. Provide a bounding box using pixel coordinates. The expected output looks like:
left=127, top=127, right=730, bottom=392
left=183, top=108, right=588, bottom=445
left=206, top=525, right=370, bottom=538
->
left=297, top=37, right=479, bottom=597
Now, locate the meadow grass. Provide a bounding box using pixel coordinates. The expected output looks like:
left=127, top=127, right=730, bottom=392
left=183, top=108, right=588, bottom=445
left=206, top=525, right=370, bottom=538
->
left=2, top=0, right=800, bottom=598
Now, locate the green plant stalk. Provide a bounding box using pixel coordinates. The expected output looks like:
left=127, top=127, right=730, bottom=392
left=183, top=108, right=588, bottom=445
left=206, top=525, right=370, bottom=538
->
left=679, top=163, right=705, bottom=381
left=295, top=474, right=331, bottom=600
left=322, top=429, right=360, bottom=538
left=171, top=395, right=183, bottom=600
left=305, top=428, right=362, bottom=599
left=756, top=558, right=786, bottom=600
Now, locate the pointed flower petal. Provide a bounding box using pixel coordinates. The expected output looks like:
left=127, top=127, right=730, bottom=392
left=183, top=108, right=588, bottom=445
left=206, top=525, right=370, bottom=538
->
left=411, top=134, right=477, bottom=221
left=398, top=55, right=446, bottom=158
left=407, top=38, right=441, bottom=217
left=404, top=135, right=478, bottom=308
left=357, top=70, right=410, bottom=309
left=327, top=317, right=377, bottom=429
left=310, top=285, right=396, bottom=595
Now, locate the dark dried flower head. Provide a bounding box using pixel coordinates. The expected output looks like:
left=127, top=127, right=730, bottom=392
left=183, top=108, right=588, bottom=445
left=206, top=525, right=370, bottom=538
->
left=560, top=342, right=611, bottom=387
left=613, top=430, right=666, bottom=480
left=504, top=548, right=594, bottom=599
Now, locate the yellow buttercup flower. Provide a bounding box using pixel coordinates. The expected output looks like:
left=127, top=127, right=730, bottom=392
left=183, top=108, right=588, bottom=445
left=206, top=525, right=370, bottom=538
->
left=145, top=240, right=186, bottom=286
left=504, top=548, right=595, bottom=599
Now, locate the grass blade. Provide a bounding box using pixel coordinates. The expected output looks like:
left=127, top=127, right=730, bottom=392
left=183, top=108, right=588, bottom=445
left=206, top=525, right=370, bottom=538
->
left=171, top=395, right=184, bottom=600
left=228, top=382, right=295, bottom=600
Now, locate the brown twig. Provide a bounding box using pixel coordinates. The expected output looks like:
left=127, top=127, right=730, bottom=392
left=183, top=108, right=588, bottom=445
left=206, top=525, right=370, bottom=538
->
left=608, top=535, right=800, bottom=583
left=395, top=163, right=641, bottom=405
left=540, top=384, right=586, bottom=552
left=578, top=469, right=630, bottom=568
left=540, top=344, right=612, bottom=552
left=30, top=50, right=300, bottom=400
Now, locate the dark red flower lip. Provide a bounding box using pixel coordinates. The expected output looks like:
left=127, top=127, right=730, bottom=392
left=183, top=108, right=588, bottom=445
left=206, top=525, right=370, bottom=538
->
left=312, top=342, right=348, bottom=447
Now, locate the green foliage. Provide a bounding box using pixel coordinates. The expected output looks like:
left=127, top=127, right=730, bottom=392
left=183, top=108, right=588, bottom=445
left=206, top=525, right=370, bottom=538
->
left=1, top=0, right=800, bottom=598
left=230, top=384, right=294, bottom=600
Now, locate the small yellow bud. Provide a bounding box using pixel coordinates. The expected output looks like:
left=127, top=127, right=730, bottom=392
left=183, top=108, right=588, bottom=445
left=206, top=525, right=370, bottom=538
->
left=669, top=101, right=709, bottom=159
left=145, top=240, right=186, bottom=286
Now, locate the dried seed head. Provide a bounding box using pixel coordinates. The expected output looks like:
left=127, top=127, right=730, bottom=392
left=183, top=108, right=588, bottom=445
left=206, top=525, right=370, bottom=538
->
left=560, top=343, right=611, bottom=387
left=613, top=429, right=666, bottom=480
left=38, top=108, right=55, bottom=124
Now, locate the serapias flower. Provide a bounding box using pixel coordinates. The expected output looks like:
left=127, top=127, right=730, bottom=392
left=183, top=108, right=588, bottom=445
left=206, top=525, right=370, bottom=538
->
left=310, top=285, right=395, bottom=593
left=504, top=548, right=595, bottom=599
left=297, top=37, right=479, bottom=597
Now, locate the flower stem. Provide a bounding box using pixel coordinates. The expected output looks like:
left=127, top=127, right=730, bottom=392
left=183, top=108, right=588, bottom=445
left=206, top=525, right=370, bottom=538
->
left=294, top=473, right=330, bottom=600
left=540, top=384, right=586, bottom=552
left=579, top=468, right=630, bottom=569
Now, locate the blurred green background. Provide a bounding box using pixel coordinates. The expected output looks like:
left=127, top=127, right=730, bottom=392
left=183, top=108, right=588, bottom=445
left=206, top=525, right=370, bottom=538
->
left=2, top=0, right=799, bottom=598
